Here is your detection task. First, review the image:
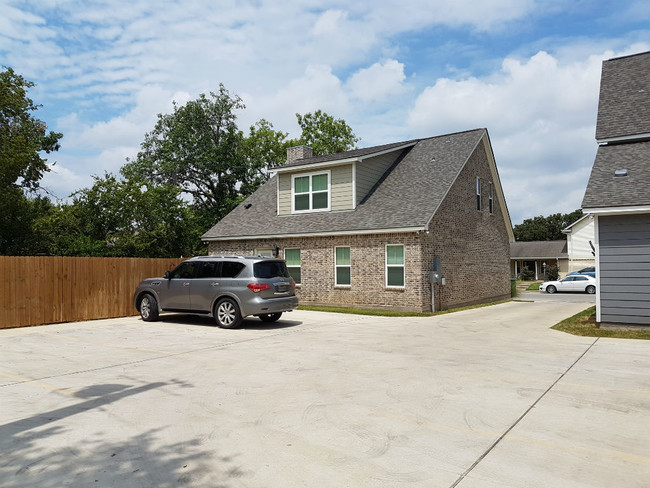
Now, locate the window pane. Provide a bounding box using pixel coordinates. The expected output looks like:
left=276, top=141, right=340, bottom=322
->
left=198, top=262, right=220, bottom=278
left=387, top=267, right=404, bottom=287
left=284, top=249, right=301, bottom=266
left=295, top=176, right=309, bottom=193
left=336, top=247, right=350, bottom=265
left=336, top=267, right=351, bottom=285
left=288, top=267, right=301, bottom=284
left=312, top=173, right=328, bottom=191
left=312, top=191, right=328, bottom=209
left=295, top=193, right=309, bottom=211
left=221, top=261, right=245, bottom=278
left=386, top=245, right=404, bottom=265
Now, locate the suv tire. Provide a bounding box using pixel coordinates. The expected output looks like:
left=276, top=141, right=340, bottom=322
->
left=214, top=298, right=243, bottom=329
left=258, top=312, right=282, bottom=323
left=139, top=294, right=159, bottom=322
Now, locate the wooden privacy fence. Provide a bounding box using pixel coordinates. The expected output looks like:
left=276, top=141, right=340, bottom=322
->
left=0, top=256, right=185, bottom=329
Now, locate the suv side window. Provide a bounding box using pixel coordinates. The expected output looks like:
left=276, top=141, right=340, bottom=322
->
left=221, top=261, right=246, bottom=278
left=198, top=261, right=221, bottom=278
left=171, top=262, right=199, bottom=279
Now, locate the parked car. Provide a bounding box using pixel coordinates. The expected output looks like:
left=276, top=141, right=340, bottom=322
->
left=134, top=256, right=298, bottom=328
left=539, top=275, right=596, bottom=294
left=568, top=266, right=596, bottom=278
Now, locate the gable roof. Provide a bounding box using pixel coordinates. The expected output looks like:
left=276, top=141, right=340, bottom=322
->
left=595, top=51, right=650, bottom=142
left=510, top=240, right=568, bottom=259
left=203, top=128, right=511, bottom=241
left=582, top=140, right=650, bottom=210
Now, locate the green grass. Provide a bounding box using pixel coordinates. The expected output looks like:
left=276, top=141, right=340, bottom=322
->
left=298, top=299, right=512, bottom=318
left=552, top=306, right=650, bottom=340
left=526, top=281, right=543, bottom=291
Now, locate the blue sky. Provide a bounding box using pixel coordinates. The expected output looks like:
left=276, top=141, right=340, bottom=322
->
left=1, top=0, right=649, bottom=224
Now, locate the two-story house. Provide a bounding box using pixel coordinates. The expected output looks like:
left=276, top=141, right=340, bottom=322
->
left=582, top=51, right=650, bottom=326
left=202, top=128, right=514, bottom=312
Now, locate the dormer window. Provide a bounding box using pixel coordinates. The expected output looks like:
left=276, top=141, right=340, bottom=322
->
left=292, top=171, right=331, bottom=213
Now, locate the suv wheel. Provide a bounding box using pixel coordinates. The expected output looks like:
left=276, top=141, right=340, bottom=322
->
left=214, top=298, right=243, bottom=329
left=139, top=294, right=159, bottom=322
left=258, top=312, right=282, bottom=323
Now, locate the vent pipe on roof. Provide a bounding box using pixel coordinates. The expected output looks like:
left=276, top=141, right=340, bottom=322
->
left=614, top=169, right=629, bottom=177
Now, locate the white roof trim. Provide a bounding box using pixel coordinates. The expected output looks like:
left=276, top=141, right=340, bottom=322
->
left=202, top=226, right=426, bottom=242
left=271, top=142, right=417, bottom=174
left=561, top=213, right=593, bottom=233
left=597, top=132, right=650, bottom=145
left=583, top=205, right=650, bottom=215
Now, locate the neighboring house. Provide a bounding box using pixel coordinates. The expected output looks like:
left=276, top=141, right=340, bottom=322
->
left=510, top=240, right=568, bottom=280
left=562, top=214, right=596, bottom=274
left=582, top=51, right=650, bottom=326
left=202, top=128, right=514, bottom=312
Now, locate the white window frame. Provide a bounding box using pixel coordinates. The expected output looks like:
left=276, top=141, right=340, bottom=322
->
left=291, top=170, right=331, bottom=214
left=334, top=246, right=351, bottom=287
left=284, top=248, right=301, bottom=285
left=255, top=248, right=273, bottom=258
left=385, top=244, right=405, bottom=289
left=488, top=182, right=494, bottom=214
left=476, top=177, right=482, bottom=211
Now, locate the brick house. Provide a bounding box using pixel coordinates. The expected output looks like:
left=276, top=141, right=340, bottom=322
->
left=202, top=128, right=514, bottom=312
left=582, top=51, right=650, bottom=326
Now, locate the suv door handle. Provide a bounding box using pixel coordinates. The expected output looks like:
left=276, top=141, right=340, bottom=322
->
left=183, top=282, right=190, bottom=287
left=211, top=282, right=219, bottom=286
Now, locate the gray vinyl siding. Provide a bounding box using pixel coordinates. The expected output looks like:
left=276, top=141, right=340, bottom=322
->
left=599, top=214, right=650, bottom=325
left=356, top=153, right=398, bottom=205
left=277, top=165, right=353, bottom=215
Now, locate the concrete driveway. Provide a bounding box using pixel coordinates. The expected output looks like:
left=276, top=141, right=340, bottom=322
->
left=1, top=300, right=648, bottom=487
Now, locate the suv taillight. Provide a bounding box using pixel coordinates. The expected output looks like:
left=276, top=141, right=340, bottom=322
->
left=248, top=283, right=271, bottom=293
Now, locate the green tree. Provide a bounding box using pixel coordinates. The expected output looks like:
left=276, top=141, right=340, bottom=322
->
left=0, top=67, right=62, bottom=191
left=122, top=85, right=248, bottom=228
left=293, top=109, right=359, bottom=156
left=0, top=67, right=62, bottom=255
left=37, top=173, right=205, bottom=257
left=514, top=209, right=583, bottom=241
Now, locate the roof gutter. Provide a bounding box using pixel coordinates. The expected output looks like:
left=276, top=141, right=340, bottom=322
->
left=202, top=226, right=426, bottom=242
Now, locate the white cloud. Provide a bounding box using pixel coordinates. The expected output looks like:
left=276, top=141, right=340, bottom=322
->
left=346, top=59, right=407, bottom=102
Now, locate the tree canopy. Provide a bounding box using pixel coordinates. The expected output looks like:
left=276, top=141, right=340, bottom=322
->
left=0, top=67, right=62, bottom=192
left=0, top=67, right=62, bottom=255
left=3, top=77, right=359, bottom=257
left=513, top=209, right=583, bottom=241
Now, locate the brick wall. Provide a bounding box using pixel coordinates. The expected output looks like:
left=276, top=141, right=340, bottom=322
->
left=424, top=139, right=512, bottom=310
left=208, top=232, right=430, bottom=311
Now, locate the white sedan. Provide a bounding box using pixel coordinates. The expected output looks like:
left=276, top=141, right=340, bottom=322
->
left=539, top=275, right=596, bottom=294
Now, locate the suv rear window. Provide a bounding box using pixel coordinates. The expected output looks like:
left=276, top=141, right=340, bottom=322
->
left=254, top=261, right=291, bottom=279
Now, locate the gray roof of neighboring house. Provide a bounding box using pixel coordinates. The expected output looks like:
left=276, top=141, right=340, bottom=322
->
left=595, top=51, right=650, bottom=141
left=203, top=128, right=488, bottom=240
left=582, top=140, right=650, bottom=209
left=510, top=241, right=567, bottom=259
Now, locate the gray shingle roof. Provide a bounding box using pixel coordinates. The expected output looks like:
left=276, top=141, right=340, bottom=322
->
left=582, top=141, right=650, bottom=209
left=510, top=241, right=567, bottom=259
left=203, top=129, right=487, bottom=240
left=282, top=139, right=420, bottom=168
left=595, top=51, right=650, bottom=141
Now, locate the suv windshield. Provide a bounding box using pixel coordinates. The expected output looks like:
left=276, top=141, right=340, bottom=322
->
left=254, top=261, right=291, bottom=279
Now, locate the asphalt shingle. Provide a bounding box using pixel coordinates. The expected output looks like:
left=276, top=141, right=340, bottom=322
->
left=203, top=129, right=486, bottom=240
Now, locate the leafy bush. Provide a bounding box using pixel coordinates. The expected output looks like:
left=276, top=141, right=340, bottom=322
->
left=545, top=264, right=559, bottom=281
left=519, top=268, right=535, bottom=281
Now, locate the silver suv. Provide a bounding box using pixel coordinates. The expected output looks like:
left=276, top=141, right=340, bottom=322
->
left=133, top=256, right=298, bottom=328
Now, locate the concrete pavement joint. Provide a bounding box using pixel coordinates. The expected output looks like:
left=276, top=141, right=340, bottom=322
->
left=449, top=337, right=600, bottom=488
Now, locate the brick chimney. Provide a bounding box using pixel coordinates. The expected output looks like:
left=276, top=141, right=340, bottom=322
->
left=286, top=145, right=313, bottom=165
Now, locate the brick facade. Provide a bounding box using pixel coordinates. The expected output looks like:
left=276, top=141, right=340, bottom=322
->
left=208, top=140, right=511, bottom=312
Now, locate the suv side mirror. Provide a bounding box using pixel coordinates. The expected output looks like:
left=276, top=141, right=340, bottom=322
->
left=164, top=271, right=172, bottom=280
